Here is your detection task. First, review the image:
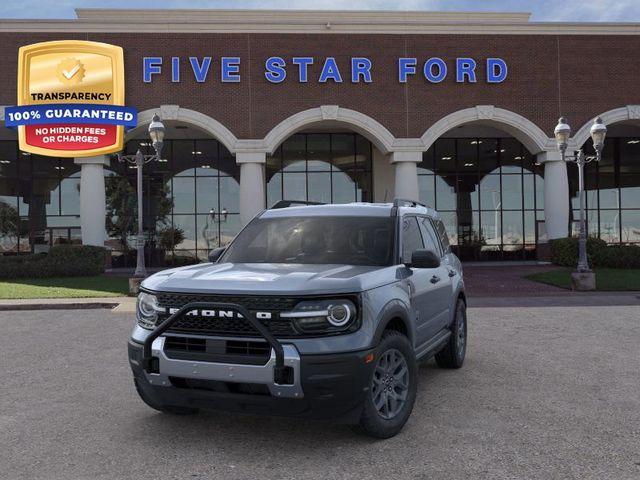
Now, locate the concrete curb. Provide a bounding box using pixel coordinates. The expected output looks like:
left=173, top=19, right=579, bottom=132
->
left=0, top=302, right=120, bottom=311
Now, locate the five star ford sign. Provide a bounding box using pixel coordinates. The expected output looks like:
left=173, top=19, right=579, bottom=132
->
left=4, top=40, right=137, bottom=158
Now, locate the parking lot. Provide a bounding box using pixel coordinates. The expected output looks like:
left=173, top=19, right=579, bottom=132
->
left=1, top=305, right=639, bottom=480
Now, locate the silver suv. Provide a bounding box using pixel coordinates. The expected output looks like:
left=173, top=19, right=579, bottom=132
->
left=128, top=200, right=467, bottom=438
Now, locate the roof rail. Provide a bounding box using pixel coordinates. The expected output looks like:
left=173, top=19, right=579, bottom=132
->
left=270, top=200, right=325, bottom=209
left=392, top=198, right=430, bottom=208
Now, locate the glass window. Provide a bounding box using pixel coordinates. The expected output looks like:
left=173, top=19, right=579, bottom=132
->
left=621, top=210, right=640, bottom=243
left=418, top=175, right=435, bottom=207
left=282, top=135, right=305, bottom=172
left=172, top=177, right=195, bottom=214
left=434, top=218, right=451, bottom=253
left=307, top=134, right=331, bottom=171
left=308, top=172, right=332, bottom=203
left=502, top=175, right=523, bottom=210
left=266, top=133, right=372, bottom=206
left=402, top=216, right=424, bottom=264
left=195, top=177, right=219, bottom=214
left=418, top=217, right=441, bottom=255
left=331, top=171, right=354, bottom=204
left=221, top=216, right=395, bottom=266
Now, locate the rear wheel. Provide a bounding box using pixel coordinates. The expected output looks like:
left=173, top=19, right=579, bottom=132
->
left=435, top=298, right=467, bottom=369
left=356, top=330, right=417, bottom=439
left=134, top=378, right=199, bottom=415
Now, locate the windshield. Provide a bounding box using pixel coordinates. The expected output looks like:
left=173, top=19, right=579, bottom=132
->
left=220, top=216, right=395, bottom=266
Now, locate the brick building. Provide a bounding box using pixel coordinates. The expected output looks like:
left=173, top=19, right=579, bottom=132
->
left=0, top=9, right=639, bottom=264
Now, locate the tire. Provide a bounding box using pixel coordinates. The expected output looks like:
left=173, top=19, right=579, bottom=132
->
left=356, top=330, right=417, bottom=439
left=435, top=298, right=467, bottom=369
left=134, top=378, right=199, bottom=415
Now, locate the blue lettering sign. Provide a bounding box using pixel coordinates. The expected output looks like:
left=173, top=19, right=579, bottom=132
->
left=292, top=57, right=314, bottom=82
left=143, top=57, right=162, bottom=83
left=456, top=58, right=477, bottom=83
left=424, top=58, right=447, bottom=83
left=351, top=58, right=372, bottom=83
left=221, top=57, right=240, bottom=83
left=319, top=57, right=342, bottom=83
left=171, top=57, right=180, bottom=83
left=398, top=58, right=417, bottom=83
left=265, top=56, right=287, bottom=83
left=189, top=57, right=211, bottom=83
left=487, top=58, right=508, bottom=83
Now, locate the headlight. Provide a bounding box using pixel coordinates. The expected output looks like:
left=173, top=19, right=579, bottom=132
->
left=136, top=292, right=159, bottom=330
left=281, top=299, right=357, bottom=334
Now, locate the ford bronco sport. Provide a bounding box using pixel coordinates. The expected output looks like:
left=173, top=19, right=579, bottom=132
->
left=128, top=199, right=467, bottom=438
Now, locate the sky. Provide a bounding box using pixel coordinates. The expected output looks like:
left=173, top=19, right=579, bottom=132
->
left=0, top=0, right=639, bottom=22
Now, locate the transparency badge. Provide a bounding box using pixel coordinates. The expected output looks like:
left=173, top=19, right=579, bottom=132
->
left=4, top=40, right=137, bottom=157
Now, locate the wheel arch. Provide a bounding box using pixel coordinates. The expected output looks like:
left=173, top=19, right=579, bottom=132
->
left=372, top=300, right=413, bottom=347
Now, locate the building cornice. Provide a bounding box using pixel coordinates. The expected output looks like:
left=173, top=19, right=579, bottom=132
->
left=0, top=9, right=639, bottom=35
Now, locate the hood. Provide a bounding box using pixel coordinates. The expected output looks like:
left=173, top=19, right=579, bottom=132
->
left=141, top=262, right=397, bottom=295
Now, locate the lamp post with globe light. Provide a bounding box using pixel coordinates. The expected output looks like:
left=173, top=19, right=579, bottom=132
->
left=117, top=113, right=165, bottom=278
left=553, top=116, right=607, bottom=289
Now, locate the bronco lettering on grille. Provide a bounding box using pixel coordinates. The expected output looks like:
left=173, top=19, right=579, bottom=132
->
left=167, top=308, right=272, bottom=319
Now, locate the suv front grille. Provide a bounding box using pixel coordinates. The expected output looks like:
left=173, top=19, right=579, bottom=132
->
left=156, top=293, right=299, bottom=337
left=154, top=292, right=360, bottom=339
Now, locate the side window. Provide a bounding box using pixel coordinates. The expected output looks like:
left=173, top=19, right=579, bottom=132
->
left=418, top=217, right=442, bottom=256
left=402, top=216, right=424, bottom=264
left=434, top=219, right=451, bottom=254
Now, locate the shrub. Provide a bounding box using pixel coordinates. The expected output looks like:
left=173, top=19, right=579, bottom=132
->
left=550, top=237, right=640, bottom=268
left=0, top=245, right=106, bottom=279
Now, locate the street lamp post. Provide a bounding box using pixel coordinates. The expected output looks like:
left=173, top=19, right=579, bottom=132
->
left=117, top=114, right=166, bottom=278
left=553, top=116, right=607, bottom=287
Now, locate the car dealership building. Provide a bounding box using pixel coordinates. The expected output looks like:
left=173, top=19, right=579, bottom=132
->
left=0, top=9, right=639, bottom=265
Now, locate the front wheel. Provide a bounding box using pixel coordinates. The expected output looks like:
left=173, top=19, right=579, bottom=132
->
left=435, top=298, right=467, bottom=369
left=356, top=330, right=417, bottom=439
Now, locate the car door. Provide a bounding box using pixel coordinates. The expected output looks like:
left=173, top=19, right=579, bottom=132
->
left=401, top=216, right=443, bottom=347
left=418, top=216, right=453, bottom=332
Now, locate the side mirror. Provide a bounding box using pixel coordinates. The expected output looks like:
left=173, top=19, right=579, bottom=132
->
left=406, top=249, right=440, bottom=269
left=208, top=247, right=226, bottom=263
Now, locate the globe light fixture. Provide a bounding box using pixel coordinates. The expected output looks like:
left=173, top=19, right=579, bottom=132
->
left=552, top=115, right=607, bottom=289
left=117, top=113, right=165, bottom=280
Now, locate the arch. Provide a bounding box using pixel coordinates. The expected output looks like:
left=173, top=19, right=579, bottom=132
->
left=263, top=106, right=396, bottom=155
left=127, top=106, right=239, bottom=154
left=420, top=106, right=552, bottom=154
left=572, top=105, right=640, bottom=148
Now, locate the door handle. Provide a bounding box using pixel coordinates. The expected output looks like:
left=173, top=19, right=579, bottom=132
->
left=430, top=275, right=441, bottom=284
left=448, top=269, right=457, bottom=277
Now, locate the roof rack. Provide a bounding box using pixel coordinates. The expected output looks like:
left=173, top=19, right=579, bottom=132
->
left=392, top=198, right=429, bottom=209
left=270, top=200, right=325, bottom=209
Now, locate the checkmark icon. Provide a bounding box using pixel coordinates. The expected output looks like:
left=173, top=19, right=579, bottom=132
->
left=62, top=64, right=80, bottom=79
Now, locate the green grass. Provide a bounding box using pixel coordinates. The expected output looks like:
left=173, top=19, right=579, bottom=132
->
left=0, top=276, right=130, bottom=299
left=526, top=268, right=640, bottom=291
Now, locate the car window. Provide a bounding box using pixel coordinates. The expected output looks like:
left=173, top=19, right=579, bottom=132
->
left=434, top=219, right=451, bottom=253
left=402, top=216, right=424, bottom=264
left=220, top=216, right=395, bottom=266
left=418, top=217, right=442, bottom=256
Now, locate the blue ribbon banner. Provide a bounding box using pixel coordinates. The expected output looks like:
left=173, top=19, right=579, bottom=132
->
left=4, top=104, right=137, bottom=128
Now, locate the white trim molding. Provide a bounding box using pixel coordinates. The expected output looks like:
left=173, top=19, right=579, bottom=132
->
left=2, top=10, right=640, bottom=35
left=128, top=106, right=239, bottom=154
left=572, top=105, right=640, bottom=148
left=420, top=106, right=553, bottom=154
left=263, top=106, right=396, bottom=155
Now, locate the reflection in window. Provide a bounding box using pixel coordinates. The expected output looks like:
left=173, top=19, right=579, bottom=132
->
left=112, top=138, right=241, bottom=266
left=266, top=133, right=372, bottom=207
left=419, top=138, right=543, bottom=260
left=569, top=137, right=640, bottom=244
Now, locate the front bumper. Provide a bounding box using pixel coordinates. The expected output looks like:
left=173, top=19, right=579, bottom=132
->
left=128, top=339, right=374, bottom=422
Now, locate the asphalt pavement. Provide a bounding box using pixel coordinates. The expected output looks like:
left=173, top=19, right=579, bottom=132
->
left=1, top=306, right=639, bottom=480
